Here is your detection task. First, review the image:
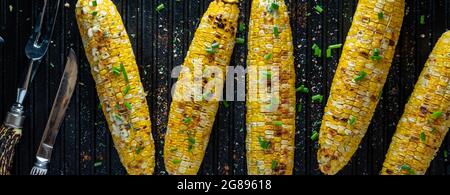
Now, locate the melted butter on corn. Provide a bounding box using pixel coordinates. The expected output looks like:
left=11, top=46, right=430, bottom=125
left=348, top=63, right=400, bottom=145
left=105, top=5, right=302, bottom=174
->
left=76, top=0, right=155, bottom=175
left=381, top=31, right=450, bottom=175
left=317, top=0, right=405, bottom=175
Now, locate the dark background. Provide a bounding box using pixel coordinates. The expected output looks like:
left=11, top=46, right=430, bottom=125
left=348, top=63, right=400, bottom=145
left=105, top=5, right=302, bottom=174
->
left=0, top=0, right=449, bottom=175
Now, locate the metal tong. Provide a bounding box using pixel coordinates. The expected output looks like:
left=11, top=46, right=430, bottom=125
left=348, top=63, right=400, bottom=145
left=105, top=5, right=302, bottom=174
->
left=0, top=0, right=61, bottom=175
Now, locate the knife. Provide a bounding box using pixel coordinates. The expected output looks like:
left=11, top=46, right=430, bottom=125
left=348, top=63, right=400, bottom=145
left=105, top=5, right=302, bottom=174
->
left=30, top=49, right=78, bottom=175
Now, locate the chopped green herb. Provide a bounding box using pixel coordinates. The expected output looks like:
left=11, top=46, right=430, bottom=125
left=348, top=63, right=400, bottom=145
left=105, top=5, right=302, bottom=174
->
left=420, top=132, right=426, bottom=142
left=314, top=5, right=323, bottom=14
left=264, top=53, right=273, bottom=61
left=353, top=71, right=368, bottom=82
left=420, top=15, right=425, bottom=25
left=326, top=48, right=332, bottom=58
left=378, top=12, right=384, bottom=20
left=400, top=164, right=415, bottom=175
left=236, top=37, right=245, bottom=44
left=170, top=148, right=178, bottom=153
left=124, top=102, right=132, bottom=110
left=297, top=103, right=302, bottom=113
left=258, top=136, right=271, bottom=150
left=273, top=26, right=280, bottom=37
left=94, top=161, right=102, bottom=167
left=97, top=103, right=102, bottom=111
left=172, top=159, right=182, bottom=164
left=223, top=100, right=230, bottom=108
left=296, top=85, right=309, bottom=93
left=312, top=43, right=322, bottom=57
left=135, top=147, right=142, bottom=154
left=92, top=0, right=97, bottom=7
left=115, top=105, right=121, bottom=110
left=328, top=44, right=342, bottom=49
left=444, top=150, right=448, bottom=158
left=273, top=121, right=283, bottom=126
left=262, top=71, right=272, bottom=79
left=114, top=114, right=123, bottom=122
left=268, top=2, right=279, bottom=13
left=211, top=42, right=220, bottom=49
left=312, top=121, right=322, bottom=128
left=92, top=11, right=98, bottom=16
left=123, top=85, right=131, bottom=95
left=183, top=117, right=192, bottom=124
left=49, top=63, right=55, bottom=68
left=112, top=66, right=121, bottom=75
left=239, top=22, right=246, bottom=32
left=431, top=111, right=443, bottom=119
left=311, top=130, right=319, bottom=141
left=370, top=48, right=382, bottom=61
left=156, top=3, right=165, bottom=13
left=348, top=115, right=357, bottom=126
left=187, top=135, right=196, bottom=152
left=312, top=94, right=324, bottom=103
left=120, top=63, right=129, bottom=83
left=271, top=160, right=278, bottom=170
left=205, top=47, right=216, bottom=54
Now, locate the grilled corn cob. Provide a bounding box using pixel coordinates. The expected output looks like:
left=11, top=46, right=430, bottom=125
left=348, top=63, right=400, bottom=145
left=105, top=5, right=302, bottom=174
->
left=75, top=0, right=154, bottom=175
left=164, top=0, right=239, bottom=175
left=381, top=31, right=450, bottom=175
left=317, top=0, right=405, bottom=175
left=246, top=0, right=296, bottom=175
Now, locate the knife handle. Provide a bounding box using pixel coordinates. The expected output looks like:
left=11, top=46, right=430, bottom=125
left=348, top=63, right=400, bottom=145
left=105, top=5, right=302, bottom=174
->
left=0, top=124, right=22, bottom=175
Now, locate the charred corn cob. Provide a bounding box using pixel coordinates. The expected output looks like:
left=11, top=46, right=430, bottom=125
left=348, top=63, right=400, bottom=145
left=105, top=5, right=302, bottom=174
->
left=246, top=0, right=296, bottom=175
left=381, top=31, right=450, bottom=175
left=75, top=0, right=154, bottom=175
left=317, top=0, right=405, bottom=175
left=164, top=0, right=239, bottom=175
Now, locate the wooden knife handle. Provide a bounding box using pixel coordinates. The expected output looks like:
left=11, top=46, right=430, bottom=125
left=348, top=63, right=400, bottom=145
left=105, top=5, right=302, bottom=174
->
left=0, top=124, right=22, bottom=175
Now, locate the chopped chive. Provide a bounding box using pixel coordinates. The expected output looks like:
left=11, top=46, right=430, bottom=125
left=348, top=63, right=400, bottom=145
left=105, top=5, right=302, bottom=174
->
left=188, top=136, right=196, bottom=145
left=264, top=53, right=273, bottom=61
left=123, top=85, right=131, bottom=95
left=431, top=111, right=443, bottom=119
left=311, top=130, right=319, bottom=141
left=170, top=148, right=178, bottom=153
left=314, top=5, right=323, bottom=14
left=172, top=159, right=182, bottom=164
left=296, top=85, right=309, bottom=93
left=444, top=150, right=448, bottom=159
left=297, top=103, right=302, bottom=113
left=271, top=160, right=278, bottom=170
left=211, top=42, right=220, bottom=49
left=273, top=26, right=280, bottom=37
left=312, top=94, right=324, bottom=103
left=378, top=12, right=384, bottom=20
left=124, top=102, right=132, bottom=110
left=258, top=136, right=271, bottom=150
left=156, top=3, right=165, bottom=13
left=135, top=147, right=142, bottom=154
left=370, top=48, right=382, bottom=61
left=236, top=37, right=245, bottom=44
left=328, top=44, right=342, bottom=49
left=112, top=66, right=121, bottom=75
left=94, top=161, right=102, bottom=167
left=262, top=71, right=272, bottom=79
left=205, top=47, right=215, bottom=54
left=420, top=132, right=426, bottom=142
left=92, top=0, right=97, bottom=7
left=115, top=105, right=121, bottom=110
left=312, top=43, right=322, bottom=57
left=400, top=164, right=415, bottom=175
left=114, top=114, right=123, bottom=122
left=326, top=48, right=332, bottom=58
left=273, top=121, right=283, bottom=126
left=348, top=115, right=357, bottom=126
left=120, top=63, right=129, bottom=83
left=268, top=2, right=280, bottom=13
left=239, top=22, right=246, bottom=32
left=353, top=71, right=368, bottom=82
left=223, top=100, right=230, bottom=108
left=420, top=15, right=425, bottom=25
left=183, top=117, right=192, bottom=124
left=92, top=11, right=98, bottom=16
left=312, top=121, right=322, bottom=128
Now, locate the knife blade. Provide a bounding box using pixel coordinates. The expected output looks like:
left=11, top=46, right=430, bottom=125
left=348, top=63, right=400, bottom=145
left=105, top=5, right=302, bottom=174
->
left=35, top=49, right=78, bottom=164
